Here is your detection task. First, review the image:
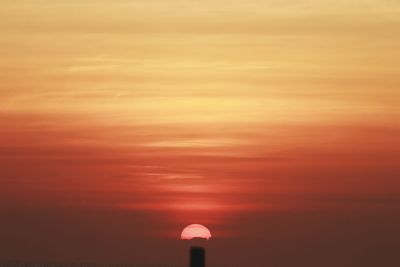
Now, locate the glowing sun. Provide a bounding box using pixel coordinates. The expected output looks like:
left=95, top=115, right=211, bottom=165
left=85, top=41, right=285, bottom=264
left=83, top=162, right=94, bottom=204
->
left=181, top=224, right=212, bottom=240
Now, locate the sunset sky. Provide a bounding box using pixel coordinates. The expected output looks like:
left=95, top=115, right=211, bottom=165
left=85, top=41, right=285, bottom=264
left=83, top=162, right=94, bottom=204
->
left=0, top=1, right=399, bottom=266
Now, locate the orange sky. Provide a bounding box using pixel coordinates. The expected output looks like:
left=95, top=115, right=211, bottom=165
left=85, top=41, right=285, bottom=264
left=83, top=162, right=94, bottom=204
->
left=1, top=1, right=399, bottom=266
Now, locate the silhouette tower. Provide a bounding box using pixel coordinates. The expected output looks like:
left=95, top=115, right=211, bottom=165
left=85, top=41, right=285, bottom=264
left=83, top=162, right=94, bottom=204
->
left=190, top=246, right=205, bottom=267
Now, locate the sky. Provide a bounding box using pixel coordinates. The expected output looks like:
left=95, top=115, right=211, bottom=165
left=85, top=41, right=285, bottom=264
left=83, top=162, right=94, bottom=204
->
left=0, top=0, right=399, bottom=266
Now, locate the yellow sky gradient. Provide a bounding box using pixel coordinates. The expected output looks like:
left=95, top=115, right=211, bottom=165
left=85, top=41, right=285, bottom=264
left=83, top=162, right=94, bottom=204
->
left=1, top=0, right=399, bottom=120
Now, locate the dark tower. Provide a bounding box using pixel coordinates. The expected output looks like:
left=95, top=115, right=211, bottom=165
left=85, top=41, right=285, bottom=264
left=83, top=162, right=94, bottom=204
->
left=190, top=246, right=205, bottom=267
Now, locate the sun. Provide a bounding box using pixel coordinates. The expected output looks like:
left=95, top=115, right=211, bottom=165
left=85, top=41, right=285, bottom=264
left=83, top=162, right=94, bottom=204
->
left=181, top=224, right=212, bottom=240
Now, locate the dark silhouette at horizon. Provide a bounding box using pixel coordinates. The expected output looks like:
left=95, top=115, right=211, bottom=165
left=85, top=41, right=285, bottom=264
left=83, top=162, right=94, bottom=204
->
left=190, top=247, right=205, bottom=267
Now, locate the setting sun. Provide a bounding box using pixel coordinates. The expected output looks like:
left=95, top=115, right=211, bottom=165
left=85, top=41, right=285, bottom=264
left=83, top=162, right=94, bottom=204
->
left=181, top=224, right=212, bottom=240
